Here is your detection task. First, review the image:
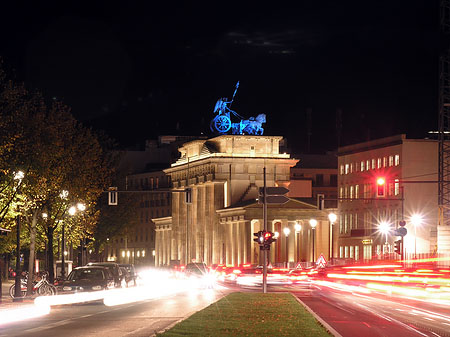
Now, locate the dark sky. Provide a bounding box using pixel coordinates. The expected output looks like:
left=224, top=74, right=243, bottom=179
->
left=0, top=1, right=439, bottom=153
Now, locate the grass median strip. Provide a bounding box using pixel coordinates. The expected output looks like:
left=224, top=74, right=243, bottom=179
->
left=158, top=292, right=331, bottom=336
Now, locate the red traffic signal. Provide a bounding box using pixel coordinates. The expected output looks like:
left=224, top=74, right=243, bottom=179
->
left=376, top=177, right=386, bottom=197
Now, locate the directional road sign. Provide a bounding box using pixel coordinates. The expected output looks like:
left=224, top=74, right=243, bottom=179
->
left=394, top=227, right=407, bottom=237
left=266, top=195, right=290, bottom=204
left=265, top=186, right=289, bottom=196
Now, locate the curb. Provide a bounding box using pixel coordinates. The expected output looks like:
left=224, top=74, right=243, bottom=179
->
left=291, top=293, right=343, bottom=337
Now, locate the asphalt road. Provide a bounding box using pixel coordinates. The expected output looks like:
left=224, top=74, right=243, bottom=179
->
left=0, top=287, right=231, bottom=337
left=289, top=280, right=450, bottom=337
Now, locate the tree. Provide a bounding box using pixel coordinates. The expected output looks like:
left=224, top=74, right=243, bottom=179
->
left=0, top=63, right=116, bottom=289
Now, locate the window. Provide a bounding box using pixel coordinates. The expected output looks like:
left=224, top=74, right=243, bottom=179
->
left=394, top=179, right=400, bottom=195
left=340, top=246, right=344, bottom=258
left=339, top=187, right=343, bottom=202
left=372, top=159, right=376, bottom=169
left=389, top=156, right=394, bottom=166
left=388, top=183, right=394, bottom=196
left=355, top=184, right=359, bottom=199
left=354, top=213, right=358, bottom=229
left=366, top=160, right=370, bottom=171
left=330, top=174, right=337, bottom=186
left=344, top=186, right=348, bottom=199
left=350, top=163, right=354, bottom=173
left=339, top=215, right=343, bottom=233
left=316, top=174, right=324, bottom=186
left=156, top=178, right=159, bottom=188
left=395, top=154, right=400, bottom=166
left=345, top=246, right=349, bottom=258
left=355, top=246, right=359, bottom=260
left=383, top=157, right=387, bottom=167
left=345, top=164, right=349, bottom=174
left=361, top=161, right=365, bottom=171
left=350, top=246, right=354, bottom=259
left=344, top=214, right=348, bottom=233
left=350, top=186, right=354, bottom=199
left=349, top=213, right=353, bottom=230
left=340, top=165, right=344, bottom=175
left=377, top=158, right=381, bottom=169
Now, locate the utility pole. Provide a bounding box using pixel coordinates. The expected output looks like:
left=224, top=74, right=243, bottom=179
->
left=262, top=167, right=268, bottom=294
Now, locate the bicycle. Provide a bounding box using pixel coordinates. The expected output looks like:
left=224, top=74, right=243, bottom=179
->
left=9, top=271, right=57, bottom=298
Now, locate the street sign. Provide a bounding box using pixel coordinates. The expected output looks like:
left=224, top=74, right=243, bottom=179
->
left=265, top=186, right=289, bottom=195
left=399, top=220, right=406, bottom=227
left=316, top=254, right=327, bottom=268
left=266, top=195, right=290, bottom=204
left=394, top=227, right=407, bottom=237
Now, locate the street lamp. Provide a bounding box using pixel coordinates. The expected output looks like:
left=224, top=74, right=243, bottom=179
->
left=328, top=213, right=337, bottom=262
left=310, top=219, right=317, bottom=263
left=410, top=214, right=423, bottom=259
left=13, top=170, right=24, bottom=302
left=283, top=227, right=290, bottom=267
left=294, top=222, right=301, bottom=263
left=61, top=203, right=85, bottom=279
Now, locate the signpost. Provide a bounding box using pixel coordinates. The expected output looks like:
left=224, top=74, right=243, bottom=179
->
left=259, top=177, right=289, bottom=293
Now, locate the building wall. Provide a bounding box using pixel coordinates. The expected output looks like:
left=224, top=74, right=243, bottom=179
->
left=337, top=134, right=438, bottom=261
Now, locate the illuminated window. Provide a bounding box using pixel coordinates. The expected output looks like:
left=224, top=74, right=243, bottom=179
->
left=344, top=214, right=348, bottom=233
left=339, top=215, right=343, bottom=233
left=355, top=246, right=359, bottom=260
left=349, top=213, right=353, bottom=230
left=388, top=183, right=393, bottom=196
left=350, top=246, right=354, bottom=259
left=377, top=158, right=381, bottom=169
left=350, top=163, right=353, bottom=173
left=355, top=184, right=359, bottom=199
left=395, top=154, right=400, bottom=166
left=372, top=159, right=376, bottom=169
left=366, top=160, right=370, bottom=171
left=355, top=213, right=358, bottom=228
left=345, top=246, right=349, bottom=258
left=383, top=157, right=387, bottom=167
left=361, top=161, right=365, bottom=171
left=350, top=186, right=354, bottom=199
left=340, top=246, right=344, bottom=258
left=389, top=156, right=394, bottom=166
left=344, top=186, right=348, bottom=199
left=345, top=164, right=349, bottom=174
left=394, top=179, right=400, bottom=195
left=340, top=165, right=344, bottom=175
left=339, top=187, right=343, bottom=202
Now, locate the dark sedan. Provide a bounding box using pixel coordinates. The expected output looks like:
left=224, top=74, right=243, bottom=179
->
left=58, top=266, right=115, bottom=293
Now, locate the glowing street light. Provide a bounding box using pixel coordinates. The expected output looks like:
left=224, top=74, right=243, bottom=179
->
left=294, top=222, right=302, bottom=232
left=310, top=219, right=317, bottom=263
left=378, top=221, right=390, bottom=245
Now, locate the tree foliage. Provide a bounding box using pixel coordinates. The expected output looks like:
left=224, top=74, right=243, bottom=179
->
left=0, top=62, right=117, bottom=281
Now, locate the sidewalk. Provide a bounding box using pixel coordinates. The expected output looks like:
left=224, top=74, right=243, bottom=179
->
left=0, top=279, right=35, bottom=309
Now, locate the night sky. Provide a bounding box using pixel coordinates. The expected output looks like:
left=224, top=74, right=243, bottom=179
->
left=0, top=1, right=439, bottom=153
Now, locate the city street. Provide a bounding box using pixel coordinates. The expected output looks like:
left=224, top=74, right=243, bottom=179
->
left=289, top=280, right=450, bottom=337
left=0, top=285, right=230, bottom=337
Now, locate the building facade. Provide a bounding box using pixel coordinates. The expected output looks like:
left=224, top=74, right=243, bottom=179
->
left=337, top=134, right=439, bottom=260
left=154, top=135, right=334, bottom=267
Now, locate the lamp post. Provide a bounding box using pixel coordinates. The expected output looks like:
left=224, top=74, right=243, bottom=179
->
left=328, top=213, right=337, bottom=262
left=294, top=222, right=302, bottom=264
left=61, top=203, right=85, bottom=279
left=411, top=214, right=422, bottom=259
left=310, top=219, right=317, bottom=264
left=13, top=171, right=24, bottom=302
left=283, top=227, right=290, bottom=268
left=378, top=221, right=390, bottom=258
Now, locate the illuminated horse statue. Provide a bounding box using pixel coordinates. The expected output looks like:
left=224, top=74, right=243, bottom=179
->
left=210, top=81, right=266, bottom=135
left=232, top=114, right=266, bottom=135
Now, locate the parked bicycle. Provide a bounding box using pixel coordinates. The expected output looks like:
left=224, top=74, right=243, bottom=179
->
left=9, top=271, right=57, bottom=298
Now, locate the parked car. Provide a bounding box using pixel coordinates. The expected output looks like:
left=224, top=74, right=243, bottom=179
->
left=58, top=266, right=115, bottom=293
left=87, top=262, right=124, bottom=288
left=119, top=264, right=137, bottom=286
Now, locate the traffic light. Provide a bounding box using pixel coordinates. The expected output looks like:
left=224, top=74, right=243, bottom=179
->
left=185, top=188, right=192, bottom=204
left=263, top=231, right=277, bottom=246
left=376, top=177, right=386, bottom=197
left=394, top=239, right=402, bottom=255
left=253, top=231, right=264, bottom=245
